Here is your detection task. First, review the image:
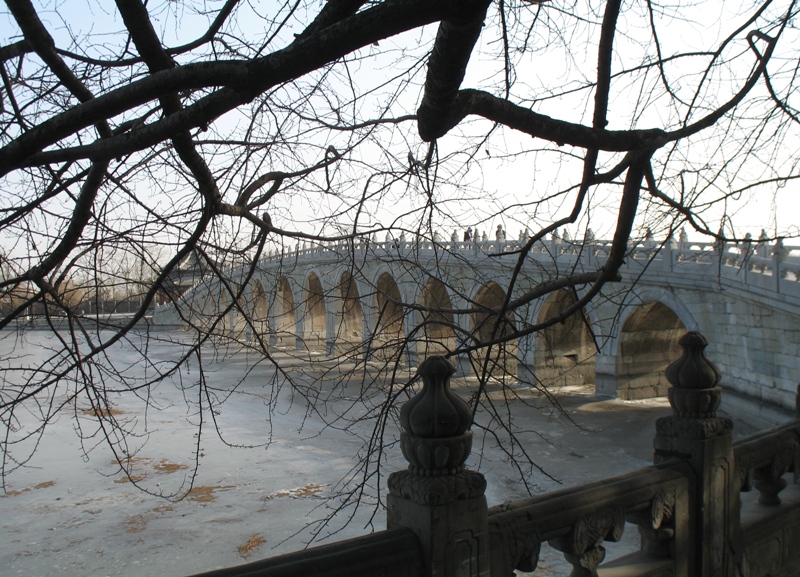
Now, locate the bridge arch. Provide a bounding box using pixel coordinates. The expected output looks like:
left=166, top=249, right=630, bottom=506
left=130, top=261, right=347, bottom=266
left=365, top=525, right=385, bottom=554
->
left=303, top=271, right=327, bottom=351
left=333, top=269, right=364, bottom=353
left=250, top=280, right=269, bottom=338
left=273, top=275, right=297, bottom=346
left=470, top=281, right=518, bottom=381
left=372, top=271, right=406, bottom=358
left=533, top=289, right=595, bottom=389
left=611, top=288, right=698, bottom=356
left=613, top=289, right=696, bottom=399
left=417, top=276, right=456, bottom=356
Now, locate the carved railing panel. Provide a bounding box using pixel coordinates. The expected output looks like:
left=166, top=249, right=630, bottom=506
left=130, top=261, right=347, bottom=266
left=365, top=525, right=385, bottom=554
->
left=486, top=463, right=691, bottom=577
left=734, top=386, right=800, bottom=506
left=734, top=423, right=800, bottom=505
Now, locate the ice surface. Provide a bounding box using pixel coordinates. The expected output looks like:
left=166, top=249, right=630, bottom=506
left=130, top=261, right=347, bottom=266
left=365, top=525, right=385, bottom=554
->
left=0, top=328, right=687, bottom=576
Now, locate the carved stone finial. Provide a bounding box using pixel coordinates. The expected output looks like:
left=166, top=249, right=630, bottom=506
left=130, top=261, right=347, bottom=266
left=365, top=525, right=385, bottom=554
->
left=390, top=357, right=485, bottom=505
left=400, top=356, right=471, bottom=438
left=665, top=332, right=720, bottom=390
left=665, top=331, right=722, bottom=418
left=398, top=356, right=473, bottom=475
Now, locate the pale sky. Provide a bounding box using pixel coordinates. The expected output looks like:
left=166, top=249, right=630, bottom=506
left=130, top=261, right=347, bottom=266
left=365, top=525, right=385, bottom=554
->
left=1, top=0, right=798, bottom=262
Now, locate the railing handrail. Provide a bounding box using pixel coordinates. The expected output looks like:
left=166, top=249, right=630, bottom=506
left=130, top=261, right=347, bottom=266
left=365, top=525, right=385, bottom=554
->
left=733, top=418, right=800, bottom=493
left=185, top=527, right=422, bottom=577
left=486, top=460, right=694, bottom=576
left=487, top=459, right=692, bottom=534
left=258, top=237, right=800, bottom=262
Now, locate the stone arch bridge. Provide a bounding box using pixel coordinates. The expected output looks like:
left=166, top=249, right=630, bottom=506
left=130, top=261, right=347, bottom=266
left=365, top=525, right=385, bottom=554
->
left=154, top=236, right=800, bottom=426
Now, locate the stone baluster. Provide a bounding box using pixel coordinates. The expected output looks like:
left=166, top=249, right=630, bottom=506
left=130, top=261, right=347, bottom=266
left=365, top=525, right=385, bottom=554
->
left=628, top=487, right=678, bottom=560
left=773, top=238, right=789, bottom=292
left=654, top=332, right=740, bottom=577
left=548, top=508, right=625, bottom=577
left=387, top=356, right=489, bottom=577
left=751, top=383, right=800, bottom=506
left=753, top=467, right=789, bottom=506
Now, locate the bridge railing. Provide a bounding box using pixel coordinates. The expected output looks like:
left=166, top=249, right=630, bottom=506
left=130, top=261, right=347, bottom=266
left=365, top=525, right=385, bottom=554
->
left=186, top=332, right=800, bottom=577
left=733, top=420, right=800, bottom=577
left=260, top=235, right=800, bottom=259
left=486, top=461, right=693, bottom=576
left=157, top=235, right=800, bottom=316
left=253, top=236, right=800, bottom=283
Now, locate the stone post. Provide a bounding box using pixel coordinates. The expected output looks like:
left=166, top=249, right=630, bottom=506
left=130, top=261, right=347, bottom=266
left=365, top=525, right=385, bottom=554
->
left=665, top=234, right=677, bottom=272
left=387, top=357, right=489, bottom=577
left=654, top=332, right=740, bottom=577
left=773, top=238, right=789, bottom=292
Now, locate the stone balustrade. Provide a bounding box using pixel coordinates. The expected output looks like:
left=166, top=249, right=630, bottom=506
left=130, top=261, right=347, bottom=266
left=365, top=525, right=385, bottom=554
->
left=184, top=528, right=423, bottom=577
left=187, top=333, right=800, bottom=577
left=486, top=464, right=692, bottom=576
left=257, top=236, right=800, bottom=288
left=170, top=236, right=800, bottom=330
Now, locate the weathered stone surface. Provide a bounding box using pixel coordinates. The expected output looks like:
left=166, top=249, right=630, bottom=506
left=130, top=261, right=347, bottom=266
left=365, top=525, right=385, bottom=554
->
left=388, top=469, right=486, bottom=506
left=400, top=356, right=471, bottom=440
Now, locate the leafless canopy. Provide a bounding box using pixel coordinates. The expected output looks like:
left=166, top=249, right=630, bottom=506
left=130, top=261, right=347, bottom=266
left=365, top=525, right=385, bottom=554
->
left=1, top=0, right=798, bottom=522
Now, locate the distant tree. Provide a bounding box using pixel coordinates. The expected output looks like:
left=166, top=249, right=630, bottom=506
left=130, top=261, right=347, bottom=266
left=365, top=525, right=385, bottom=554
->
left=1, top=0, right=799, bottom=537
left=56, top=278, right=87, bottom=310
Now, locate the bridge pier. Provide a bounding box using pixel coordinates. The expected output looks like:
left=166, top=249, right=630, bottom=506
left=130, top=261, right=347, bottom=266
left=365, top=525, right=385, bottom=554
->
left=516, top=360, right=535, bottom=386
left=405, top=347, right=418, bottom=371
left=326, top=336, right=335, bottom=356
left=453, top=353, right=472, bottom=377
left=516, top=332, right=535, bottom=385
left=594, top=353, right=617, bottom=398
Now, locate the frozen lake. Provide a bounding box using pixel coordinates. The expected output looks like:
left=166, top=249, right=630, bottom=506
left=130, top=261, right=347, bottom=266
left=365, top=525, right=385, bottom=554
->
left=1, top=328, right=411, bottom=576
left=0, top=327, right=744, bottom=576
